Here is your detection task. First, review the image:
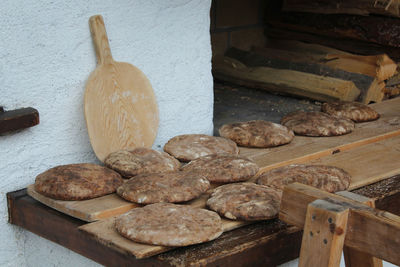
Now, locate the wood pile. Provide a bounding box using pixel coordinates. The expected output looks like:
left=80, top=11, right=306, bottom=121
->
left=212, top=0, right=400, bottom=103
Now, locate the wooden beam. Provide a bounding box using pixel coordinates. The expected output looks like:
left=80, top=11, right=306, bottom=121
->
left=267, top=12, right=400, bottom=48
left=279, top=183, right=400, bottom=266
left=226, top=47, right=383, bottom=103
left=212, top=56, right=361, bottom=102
left=298, top=199, right=349, bottom=267
left=283, top=0, right=400, bottom=18
left=0, top=107, right=39, bottom=134
left=337, top=191, right=383, bottom=267
left=265, top=27, right=400, bottom=61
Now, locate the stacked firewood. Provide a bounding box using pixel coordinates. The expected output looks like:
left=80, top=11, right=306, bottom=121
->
left=212, top=0, right=400, bottom=103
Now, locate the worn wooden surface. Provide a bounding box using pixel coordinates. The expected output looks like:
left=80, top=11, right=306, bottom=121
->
left=242, top=97, right=400, bottom=173
left=85, top=15, right=158, bottom=162
left=280, top=183, right=400, bottom=265
left=308, top=135, right=400, bottom=190
left=268, top=11, right=400, bottom=49
left=337, top=192, right=383, bottom=267
left=283, top=0, right=400, bottom=18
left=0, top=107, right=39, bottom=134
left=7, top=189, right=301, bottom=266
left=27, top=185, right=137, bottom=222
left=298, top=199, right=349, bottom=267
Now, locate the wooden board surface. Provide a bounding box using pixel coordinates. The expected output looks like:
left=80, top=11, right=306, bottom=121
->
left=308, top=135, right=400, bottom=190
left=78, top=213, right=250, bottom=259
left=27, top=98, right=400, bottom=223
left=85, top=15, right=159, bottom=162
left=27, top=185, right=137, bottom=222
left=241, top=97, right=400, bottom=173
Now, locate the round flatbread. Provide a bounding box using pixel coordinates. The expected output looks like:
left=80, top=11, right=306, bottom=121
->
left=256, top=164, right=350, bottom=193
left=206, top=183, right=281, bottom=221
left=321, top=101, right=380, bottom=122
left=219, top=120, right=294, bottom=148
left=163, top=134, right=239, bottom=162
left=104, top=148, right=181, bottom=178
left=34, top=163, right=123, bottom=200
left=115, top=203, right=223, bottom=246
left=181, top=154, right=259, bottom=183
left=280, top=111, right=354, bottom=136
left=117, top=170, right=210, bottom=204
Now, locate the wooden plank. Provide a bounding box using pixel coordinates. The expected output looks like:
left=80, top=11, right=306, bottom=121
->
left=283, top=0, right=400, bottom=18
left=265, top=27, right=400, bottom=61
left=0, top=107, right=39, bottom=134
left=226, top=47, right=383, bottom=103
left=268, top=12, right=400, bottom=49
left=338, top=192, right=383, bottom=267
left=8, top=189, right=303, bottom=267
left=279, top=183, right=400, bottom=265
left=323, top=53, right=397, bottom=82
left=212, top=56, right=361, bottom=102
left=241, top=97, right=400, bottom=174
left=27, top=185, right=137, bottom=222
left=298, top=199, right=349, bottom=267
left=308, top=136, right=400, bottom=190
left=78, top=215, right=251, bottom=259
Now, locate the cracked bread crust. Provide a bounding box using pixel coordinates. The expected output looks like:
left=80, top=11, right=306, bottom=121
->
left=219, top=120, right=294, bottom=148
left=34, top=163, right=123, bottom=200
left=163, top=134, right=239, bottom=162
left=321, top=101, right=380, bottom=122
left=206, top=183, right=281, bottom=221
left=115, top=203, right=223, bottom=246
left=117, top=170, right=210, bottom=204
left=181, top=154, right=259, bottom=183
left=281, top=111, right=354, bottom=136
left=256, top=164, right=350, bottom=193
left=104, top=148, right=181, bottom=178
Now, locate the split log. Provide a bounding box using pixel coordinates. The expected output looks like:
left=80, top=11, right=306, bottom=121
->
left=323, top=54, right=397, bottom=81
left=264, top=39, right=352, bottom=56
left=212, top=56, right=361, bottom=102
left=283, top=0, right=400, bottom=18
left=267, top=12, right=400, bottom=48
left=265, top=27, right=400, bottom=61
left=226, top=47, right=385, bottom=103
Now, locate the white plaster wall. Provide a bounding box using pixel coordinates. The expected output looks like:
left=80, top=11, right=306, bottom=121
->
left=0, top=0, right=213, bottom=266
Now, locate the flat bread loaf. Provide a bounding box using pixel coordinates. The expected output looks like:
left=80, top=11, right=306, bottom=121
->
left=256, top=164, right=350, bottom=193
left=181, top=154, right=259, bottom=183
left=115, top=203, right=223, bottom=246
left=321, top=101, right=380, bottom=122
left=117, top=171, right=210, bottom=204
left=281, top=111, right=354, bottom=136
left=34, top=163, right=123, bottom=200
left=206, top=183, right=281, bottom=221
left=104, top=148, right=181, bottom=178
left=163, top=134, right=239, bottom=162
left=219, top=120, right=294, bottom=148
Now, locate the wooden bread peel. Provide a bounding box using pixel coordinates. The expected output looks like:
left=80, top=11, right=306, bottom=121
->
left=84, top=15, right=159, bottom=162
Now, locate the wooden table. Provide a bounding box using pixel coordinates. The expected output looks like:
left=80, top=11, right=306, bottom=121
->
left=7, top=175, right=400, bottom=266
left=7, top=86, right=400, bottom=266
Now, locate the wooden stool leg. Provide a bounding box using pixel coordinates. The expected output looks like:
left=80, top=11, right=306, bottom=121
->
left=336, top=191, right=383, bottom=267
left=299, top=199, right=349, bottom=267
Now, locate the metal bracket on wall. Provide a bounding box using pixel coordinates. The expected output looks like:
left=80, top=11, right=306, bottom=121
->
left=0, top=107, right=39, bottom=134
